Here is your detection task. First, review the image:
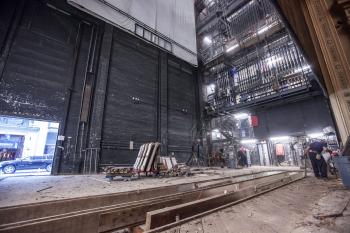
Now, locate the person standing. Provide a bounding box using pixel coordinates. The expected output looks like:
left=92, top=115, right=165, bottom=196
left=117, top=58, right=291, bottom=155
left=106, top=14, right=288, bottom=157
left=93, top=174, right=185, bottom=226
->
left=308, top=140, right=328, bottom=178
left=237, top=147, right=248, bottom=167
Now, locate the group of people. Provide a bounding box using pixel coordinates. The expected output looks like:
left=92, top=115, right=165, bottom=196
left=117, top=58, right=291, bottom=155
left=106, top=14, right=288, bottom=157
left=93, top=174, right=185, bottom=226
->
left=209, top=147, right=249, bottom=168
left=0, top=150, right=16, bottom=162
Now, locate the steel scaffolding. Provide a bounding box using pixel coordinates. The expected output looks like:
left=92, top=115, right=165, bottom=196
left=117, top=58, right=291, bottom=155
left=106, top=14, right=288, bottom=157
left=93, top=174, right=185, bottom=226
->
left=196, top=0, right=313, bottom=114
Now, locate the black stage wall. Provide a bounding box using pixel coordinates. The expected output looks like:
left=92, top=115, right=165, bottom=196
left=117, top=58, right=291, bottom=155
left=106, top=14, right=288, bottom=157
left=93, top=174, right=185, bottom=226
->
left=0, top=0, right=198, bottom=174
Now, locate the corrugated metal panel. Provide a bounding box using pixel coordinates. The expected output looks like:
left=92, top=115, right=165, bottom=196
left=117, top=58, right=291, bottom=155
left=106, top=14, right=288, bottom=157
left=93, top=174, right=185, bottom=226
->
left=253, top=96, right=335, bottom=138
left=0, top=0, right=18, bottom=51
left=167, top=60, right=195, bottom=162
left=0, top=0, right=99, bottom=174
left=101, top=31, right=158, bottom=165
left=0, top=1, right=80, bottom=121
left=0, top=0, right=198, bottom=171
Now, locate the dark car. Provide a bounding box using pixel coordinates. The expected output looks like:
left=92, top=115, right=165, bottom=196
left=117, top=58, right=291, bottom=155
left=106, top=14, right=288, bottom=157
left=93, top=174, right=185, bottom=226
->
left=0, top=155, right=53, bottom=174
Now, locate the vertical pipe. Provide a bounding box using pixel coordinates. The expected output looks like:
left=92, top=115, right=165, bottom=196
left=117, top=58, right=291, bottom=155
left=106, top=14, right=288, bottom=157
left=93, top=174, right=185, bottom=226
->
left=53, top=22, right=83, bottom=175
left=87, top=23, right=114, bottom=173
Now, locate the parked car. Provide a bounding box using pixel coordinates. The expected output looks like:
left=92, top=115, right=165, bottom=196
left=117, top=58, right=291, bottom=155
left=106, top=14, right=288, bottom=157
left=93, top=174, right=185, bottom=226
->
left=0, top=155, right=53, bottom=174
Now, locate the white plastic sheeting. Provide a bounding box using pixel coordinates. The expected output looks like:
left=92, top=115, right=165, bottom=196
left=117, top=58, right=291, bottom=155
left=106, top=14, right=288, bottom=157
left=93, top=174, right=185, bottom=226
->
left=68, top=0, right=198, bottom=66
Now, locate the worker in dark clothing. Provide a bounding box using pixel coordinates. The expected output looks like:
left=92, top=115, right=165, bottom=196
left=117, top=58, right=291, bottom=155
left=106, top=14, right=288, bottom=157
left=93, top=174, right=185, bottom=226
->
left=308, top=140, right=328, bottom=178
left=237, top=147, right=248, bottom=167
left=217, top=149, right=225, bottom=168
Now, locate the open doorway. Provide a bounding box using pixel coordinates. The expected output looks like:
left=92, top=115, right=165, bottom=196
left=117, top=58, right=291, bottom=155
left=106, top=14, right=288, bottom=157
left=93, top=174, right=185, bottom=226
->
left=0, top=116, right=59, bottom=176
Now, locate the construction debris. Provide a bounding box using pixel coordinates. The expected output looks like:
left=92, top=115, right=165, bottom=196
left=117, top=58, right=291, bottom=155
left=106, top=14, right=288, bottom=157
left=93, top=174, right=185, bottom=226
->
left=104, top=143, right=191, bottom=181
left=312, top=190, right=350, bottom=219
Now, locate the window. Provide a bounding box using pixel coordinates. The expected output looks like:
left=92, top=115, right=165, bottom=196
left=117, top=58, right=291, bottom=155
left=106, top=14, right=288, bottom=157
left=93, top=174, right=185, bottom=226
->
left=44, top=132, right=57, bottom=155
left=151, top=34, right=158, bottom=44
left=46, top=132, right=58, bottom=145
left=48, top=122, right=59, bottom=128
left=134, top=24, right=172, bottom=52
left=158, top=38, right=165, bottom=48
left=135, top=25, right=143, bottom=36
left=44, top=145, right=56, bottom=155
left=165, top=41, right=172, bottom=52
left=144, top=30, right=151, bottom=40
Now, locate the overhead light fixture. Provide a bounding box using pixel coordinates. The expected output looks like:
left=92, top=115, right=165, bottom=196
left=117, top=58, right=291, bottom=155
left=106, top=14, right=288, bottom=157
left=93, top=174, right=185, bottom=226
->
left=241, top=139, right=257, bottom=144
left=226, top=43, right=239, bottom=52
left=257, top=21, right=278, bottom=35
left=203, top=36, right=212, bottom=45
left=211, top=129, right=222, bottom=139
left=307, top=132, right=324, bottom=138
left=323, top=126, right=335, bottom=134
left=294, top=65, right=311, bottom=73
left=206, top=84, right=215, bottom=94
left=265, top=56, right=282, bottom=68
left=227, top=1, right=254, bottom=22
left=257, top=25, right=270, bottom=35
left=270, top=136, right=290, bottom=141
left=207, top=0, right=215, bottom=7
left=234, top=112, right=249, bottom=119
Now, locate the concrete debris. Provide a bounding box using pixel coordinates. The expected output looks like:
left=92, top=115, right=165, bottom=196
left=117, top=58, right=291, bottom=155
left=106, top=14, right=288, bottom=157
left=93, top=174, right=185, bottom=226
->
left=312, top=190, right=350, bottom=219
left=162, top=177, right=350, bottom=233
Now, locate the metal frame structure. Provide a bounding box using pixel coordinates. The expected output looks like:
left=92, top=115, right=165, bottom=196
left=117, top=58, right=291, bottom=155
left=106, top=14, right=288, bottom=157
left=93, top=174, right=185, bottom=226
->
left=196, top=0, right=313, bottom=115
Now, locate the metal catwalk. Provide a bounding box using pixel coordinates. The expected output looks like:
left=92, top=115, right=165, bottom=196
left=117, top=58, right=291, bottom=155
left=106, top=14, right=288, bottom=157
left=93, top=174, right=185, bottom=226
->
left=196, top=0, right=313, bottom=114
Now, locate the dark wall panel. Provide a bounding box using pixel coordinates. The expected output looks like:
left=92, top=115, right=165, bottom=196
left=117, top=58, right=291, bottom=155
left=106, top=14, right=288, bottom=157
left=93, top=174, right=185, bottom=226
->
left=266, top=102, right=304, bottom=136
left=0, top=0, right=18, bottom=51
left=0, top=0, right=80, bottom=121
left=101, top=31, right=159, bottom=165
left=0, top=0, right=101, bottom=174
left=254, top=96, right=334, bottom=138
left=167, top=60, right=196, bottom=162
left=0, top=0, right=198, bottom=172
left=300, top=98, right=334, bottom=132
